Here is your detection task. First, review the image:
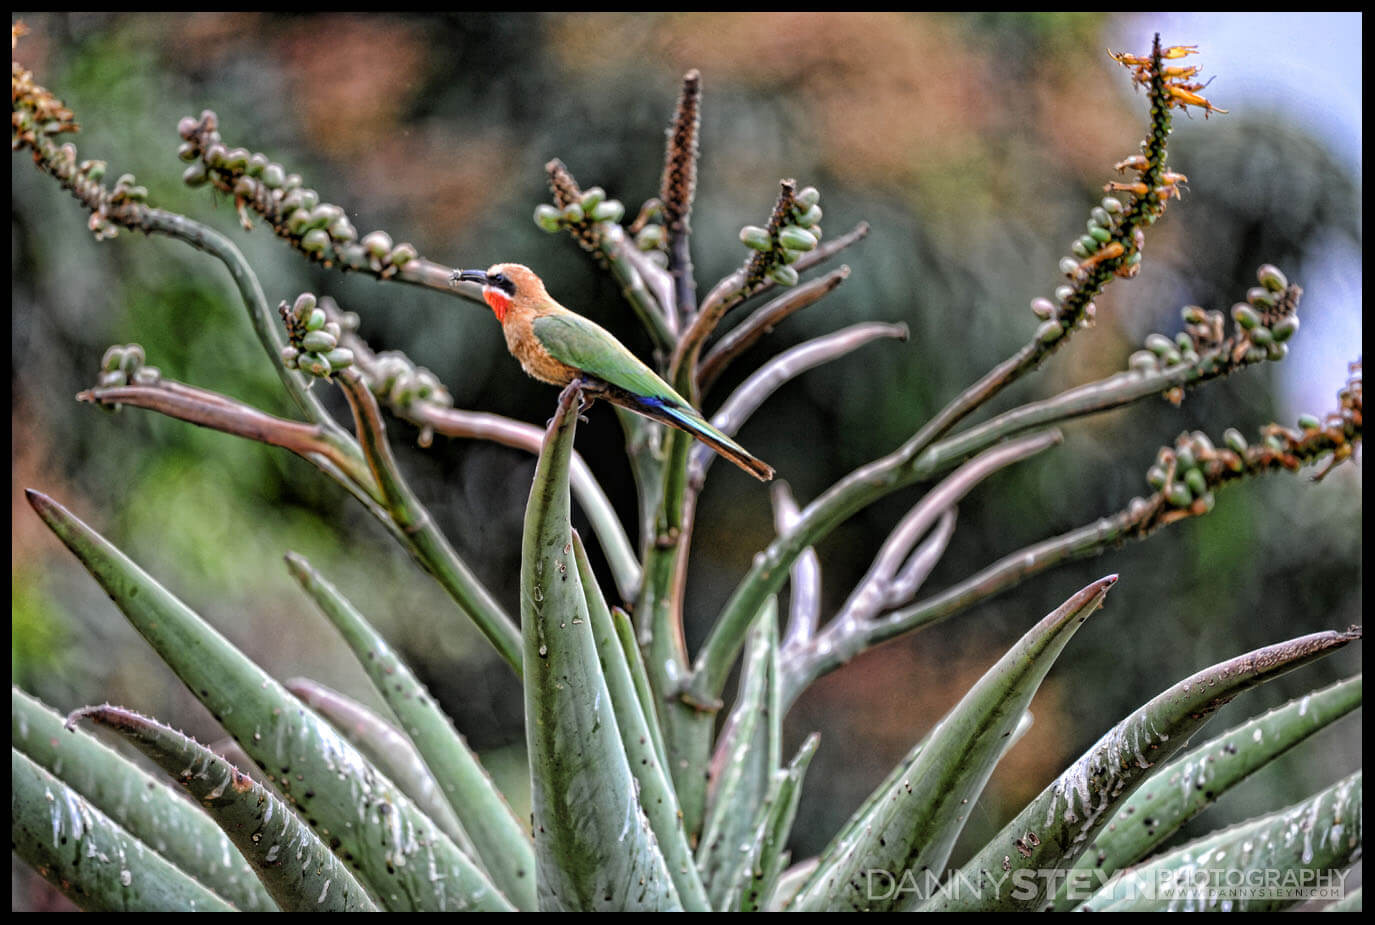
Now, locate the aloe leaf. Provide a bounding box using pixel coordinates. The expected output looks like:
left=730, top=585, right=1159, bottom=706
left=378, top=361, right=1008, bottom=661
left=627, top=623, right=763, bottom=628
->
left=698, top=599, right=778, bottom=906
left=923, top=627, right=1361, bottom=912
left=610, top=604, right=670, bottom=773
left=1053, top=673, right=1363, bottom=908
left=283, top=554, right=535, bottom=910
left=283, top=677, right=478, bottom=861
left=24, top=489, right=512, bottom=911
left=573, top=531, right=709, bottom=910
left=796, top=574, right=1117, bottom=911
left=13, top=687, right=276, bottom=911
left=1079, top=770, right=1362, bottom=912
left=724, top=731, right=821, bottom=912
left=521, top=389, right=681, bottom=911
left=67, top=704, right=378, bottom=911
left=12, top=747, right=238, bottom=911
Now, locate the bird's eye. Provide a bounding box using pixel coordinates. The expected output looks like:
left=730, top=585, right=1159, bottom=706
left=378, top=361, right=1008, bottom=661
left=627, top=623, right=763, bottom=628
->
left=491, top=272, right=507, bottom=286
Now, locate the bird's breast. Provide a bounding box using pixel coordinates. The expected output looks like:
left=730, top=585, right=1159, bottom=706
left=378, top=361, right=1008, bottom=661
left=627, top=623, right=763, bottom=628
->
left=504, top=311, right=579, bottom=386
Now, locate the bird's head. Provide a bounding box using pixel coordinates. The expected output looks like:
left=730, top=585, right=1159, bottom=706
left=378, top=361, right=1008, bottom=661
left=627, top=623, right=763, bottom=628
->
left=453, top=263, right=547, bottom=324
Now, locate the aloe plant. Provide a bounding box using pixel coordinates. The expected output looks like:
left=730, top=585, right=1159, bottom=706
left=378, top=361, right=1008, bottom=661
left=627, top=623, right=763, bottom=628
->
left=13, top=27, right=1361, bottom=912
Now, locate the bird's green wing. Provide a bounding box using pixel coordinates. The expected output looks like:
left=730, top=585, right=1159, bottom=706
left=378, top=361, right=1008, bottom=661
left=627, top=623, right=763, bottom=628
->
left=532, top=312, right=682, bottom=403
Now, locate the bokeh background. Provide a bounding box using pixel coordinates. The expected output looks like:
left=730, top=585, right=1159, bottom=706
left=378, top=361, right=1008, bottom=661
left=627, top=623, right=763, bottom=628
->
left=13, top=12, right=1361, bottom=910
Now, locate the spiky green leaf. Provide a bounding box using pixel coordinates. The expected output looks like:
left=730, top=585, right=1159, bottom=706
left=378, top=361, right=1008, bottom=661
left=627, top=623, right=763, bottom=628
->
left=67, top=704, right=377, bottom=911
left=24, top=489, right=512, bottom=911
left=13, top=687, right=276, bottom=912
left=923, top=628, right=1361, bottom=911
left=283, top=554, right=535, bottom=909
left=12, top=748, right=237, bottom=911
left=521, top=390, right=681, bottom=911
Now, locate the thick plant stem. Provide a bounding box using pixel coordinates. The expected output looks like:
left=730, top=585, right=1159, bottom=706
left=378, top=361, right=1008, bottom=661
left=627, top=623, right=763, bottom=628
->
left=338, top=371, right=523, bottom=675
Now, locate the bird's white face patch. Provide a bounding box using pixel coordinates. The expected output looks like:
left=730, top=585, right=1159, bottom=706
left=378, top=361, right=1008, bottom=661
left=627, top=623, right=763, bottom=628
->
left=483, top=287, right=512, bottom=323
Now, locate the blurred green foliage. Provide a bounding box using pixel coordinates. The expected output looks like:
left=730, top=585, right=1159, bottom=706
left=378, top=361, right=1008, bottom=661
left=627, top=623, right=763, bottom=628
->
left=12, top=12, right=1360, bottom=907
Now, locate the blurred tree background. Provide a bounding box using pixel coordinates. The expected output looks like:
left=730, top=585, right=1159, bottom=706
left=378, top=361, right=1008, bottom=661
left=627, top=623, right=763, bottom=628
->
left=12, top=12, right=1360, bottom=910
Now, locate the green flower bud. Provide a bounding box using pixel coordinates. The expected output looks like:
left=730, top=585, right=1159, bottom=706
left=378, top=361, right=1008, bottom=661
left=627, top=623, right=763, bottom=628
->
left=1090, top=206, right=1112, bottom=228
left=1266, top=342, right=1288, bottom=361
left=324, top=347, right=355, bottom=370
left=177, top=142, right=198, bottom=162
left=283, top=173, right=303, bottom=191
left=323, top=321, right=342, bottom=341
left=635, top=224, right=665, bottom=250
left=560, top=202, right=585, bottom=224
left=177, top=116, right=200, bottom=140
left=1144, top=333, right=1174, bottom=357
left=133, top=366, right=161, bottom=385
left=1176, top=446, right=1196, bottom=472
left=119, top=344, right=145, bottom=377
left=388, top=242, right=418, bottom=267
left=1058, top=257, right=1080, bottom=275
left=98, top=370, right=127, bottom=389
left=796, top=204, right=823, bottom=227
left=300, top=352, right=332, bottom=377
left=203, top=143, right=227, bottom=167
left=261, top=163, right=286, bottom=189
left=1088, top=225, right=1112, bottom=244
left=1257, top=263, right=1287, bottom=292
left=1071, top=239, right=1092, bottom=259
left=1054, top=285, right=1074, bottom=303
left=287, top=209, right=312, bottom=235
left=1101, top=196, right=1124, bottom=213
left=1030, top=297, right=1056, bottom=320
left=82, top=160, right=107, bottom=182
left=779, top=247, right=803, bottom=265
left=1129, top=350, right=1157, bottom=374
left=1162, top=347, right=1182, bottom=367
left=301, top=228, right=331, bottom=254
left=1184, top=468, right=1208, bottom=497
left=280, top=345, right=299, bottom=368
left=223, top=147, right=250, bottom=171
left=1076, top=234, right=1099, bottom=255
left=534, top=203, right=563, bottom=233
left=1298, top=413, right=1321, bottom=432
left=1176, top=332, right=1193, bottom=351
left=1246, top=286, right=1277, bottom=308
left=795, top=186, right=821, bottom=209
left=246, top=152, right=269, bottom=177
left=328, top=217, right=357, bottom=242
left=1191, top=431, right=1215, bottom=455
left=1270, top=315, right=1299, bottom=342
left=302, top=330, right=338, bottom=353
left=739, top=225, right=772, bottom=251
left=307, top=204, right=342, bottom=230
left=579, top=187, right=606, bottom=210
left=233, top=176, right=256, bottom=198
left=101, top=345, right=126, bottom=372
left=337, top=244, right=367, bottom=269
left=1223, top=428, right=1248, bottom=454
left=182, top=162, right=209, bottom=187
left=778, top=225, right=818, bottom=252
left=297, top=189, right=319, bottom=211
left=361, top=231, right=393, bottom=258
left=1166, top=482, right=1193, bottom=508
left=293, top=293, right=317, bottom=319
left=590, top=199, right=625, bottom=223
left=1146, top=465, right=1168, bottom=489
left=1249, top=326, right=1274, bottom=346
left=1035, top=320, right=1063, bottom=344
left=306, top=308, right=327, bottom=332
left=1231, top=303, right=1260, bottom=329
left=769, top=265, right=799, bottom=287
left=1182, top=305, right=1207, bottom=325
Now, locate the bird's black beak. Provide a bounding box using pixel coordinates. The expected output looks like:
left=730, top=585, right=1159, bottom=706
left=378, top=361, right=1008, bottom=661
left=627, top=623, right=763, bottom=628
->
left=453, top=269, right=488, bottom=286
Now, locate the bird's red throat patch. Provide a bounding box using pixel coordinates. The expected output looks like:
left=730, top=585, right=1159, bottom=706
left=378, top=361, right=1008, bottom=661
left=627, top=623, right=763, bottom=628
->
left=483, top=289, right=511, bottom=324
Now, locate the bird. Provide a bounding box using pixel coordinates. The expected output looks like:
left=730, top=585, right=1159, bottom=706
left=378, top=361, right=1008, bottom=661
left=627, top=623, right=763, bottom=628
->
left=453, top=263, right=774, bottom=481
